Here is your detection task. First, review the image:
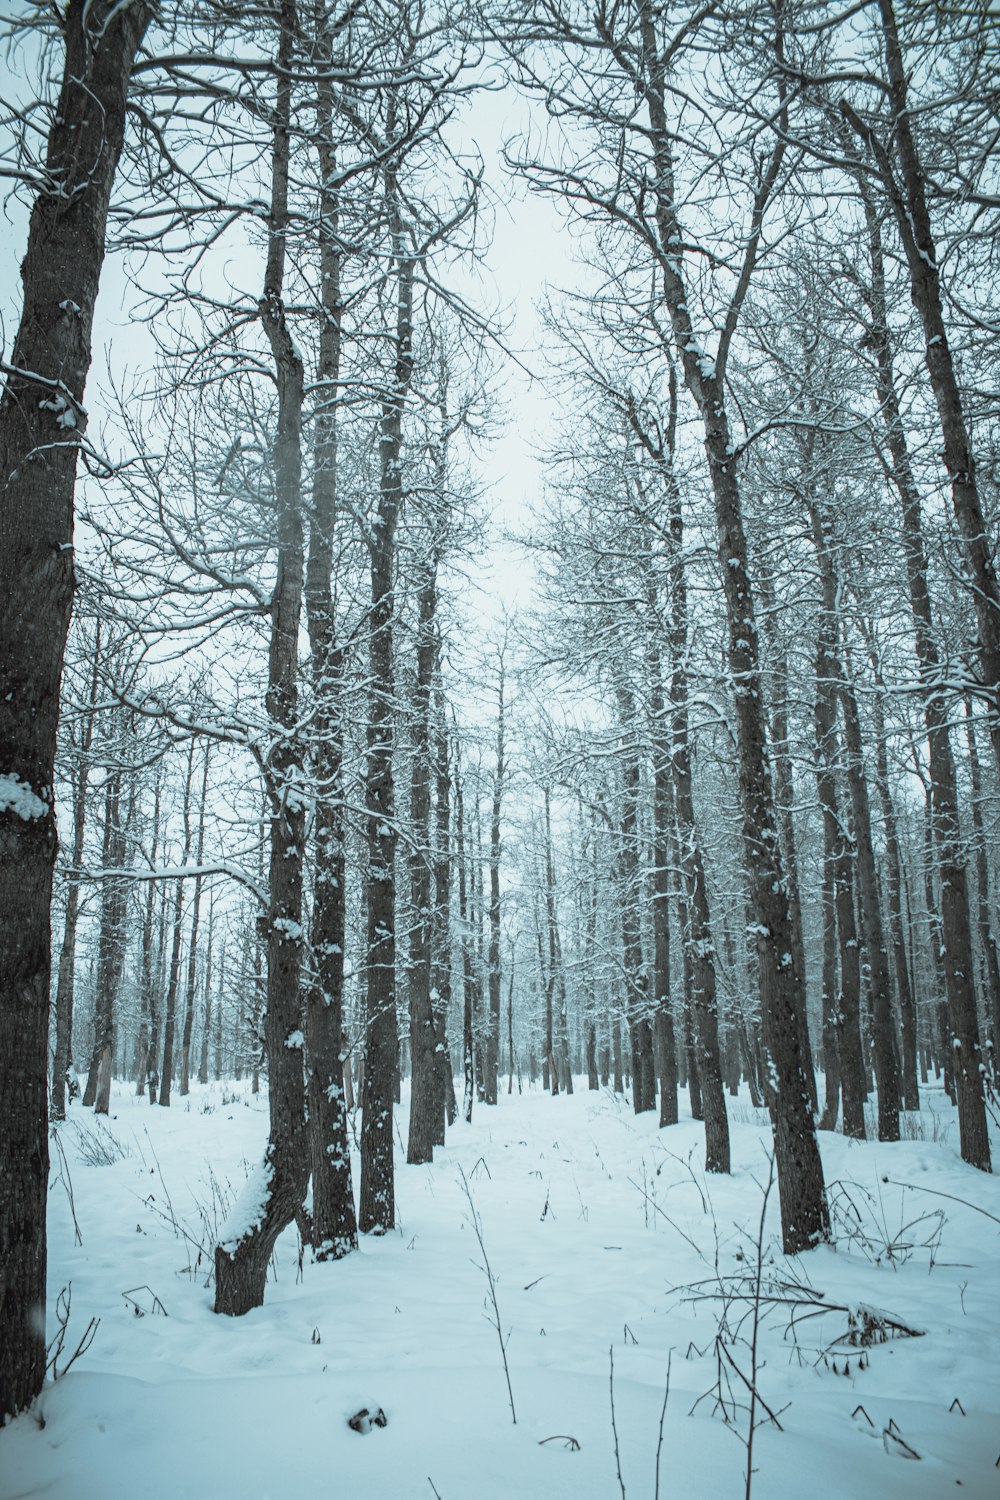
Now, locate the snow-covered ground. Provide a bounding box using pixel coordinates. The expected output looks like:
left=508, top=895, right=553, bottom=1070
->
left=3, top=1080, right=999, bottom=1499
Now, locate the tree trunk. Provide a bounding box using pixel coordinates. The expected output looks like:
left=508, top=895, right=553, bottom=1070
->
left=757, top=557, right=817, bottom=1113
left=485, top=646, right=506, bottom=1105
left=963, top=697, right=1000, bottom=1071
left=51, top=653, right=98, bottom=1120
left=197, top=904, right=214, bottom=1089
left=810, top=510, right=867, bottom=1140
left=180, top=746, right=210, bottom=1096
left=649, top=648, right=679, bottom=1127
left=406, top=569, right=439, bottom=1162
left=836, top=641, right=900, bottom=1139
left=844, top=0, right=1000, bottom=782
left=160, top=743, right=196, bottom=1110
left=635, top=1, right=827, bottom=1247
left=432, top=695, right=453, bottom=1137
left=86, top=770, right=130, bottom=1116
left=214, top=2, right=310, bottom=1311
left=358, top=157, right=413, bottom=1232
left=457, top=771, right=478, bottom=1122
left=0, top=0, right=152, bottom=1419
left=866, top=667, right=921, bottom=1111
left=659, top=471, right=729, bottom=1168
left=860, top=195, right=990, bottom=1170
left=136, top=773, right=162, bottom=1101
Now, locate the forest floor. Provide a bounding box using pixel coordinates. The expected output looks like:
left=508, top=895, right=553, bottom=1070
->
left=3, top=1078, right=999, bottom=1499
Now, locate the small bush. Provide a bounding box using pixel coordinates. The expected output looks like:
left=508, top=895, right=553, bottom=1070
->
left=72, top=1118, right=132, bottom=1167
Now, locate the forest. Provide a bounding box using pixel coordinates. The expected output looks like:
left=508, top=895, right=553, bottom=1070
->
left=0, top=1, right=998, bottom=1496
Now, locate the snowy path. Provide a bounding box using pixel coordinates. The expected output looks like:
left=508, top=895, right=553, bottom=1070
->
left=3, top=1082, right=998, bottom=1498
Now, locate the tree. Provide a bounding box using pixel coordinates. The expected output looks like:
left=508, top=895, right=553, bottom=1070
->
left=504, top=0, right=827, bottom=1249
left=0, top=0, right=154, bottom=1420
left=214, top=0, right=311, bottom=1313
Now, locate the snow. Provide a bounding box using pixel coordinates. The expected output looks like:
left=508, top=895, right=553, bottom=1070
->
left=0, top=772, right=48, bottom=820
left=3, top=1082, right=999, bottom=1499
left=216, top=1154, right=274, bottom=1254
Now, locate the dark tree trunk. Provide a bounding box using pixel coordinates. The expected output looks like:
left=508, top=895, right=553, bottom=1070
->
left=432, top=697, right=453, bottom=1137
left=197, top=904, right=214, bottom=1089
left=860, top=197, right=990, bottom=1170
left=358, top=171, right=413, bottom=1233
left=649, top=649, right=679, bottom=1127
left=457, top=770, right=476, bottom=1123
left=406, top=570, right=439, bottom=1163
left=615, top=687, right=657, bottom=1116
left=159, top=744, right=196, bottom=1110
left=867, top=669, right=920, bottom=1111
left=635, top=1, right=827, bottom=1247
left=844, top=0, right=1000, bottom=782
left=215, top=2, right=310, bottom=1311
left=836, top=643, right=900, bottom=1139
left=51, top=652, right=98, bottom=1120
left=136, top=773, right=162, bottom=1101
left=85, top=769, right=130, bottom=1115
left=659, top=469, right=730, bottom=1168
left=180, top=746, right=210, bottom=1096
left=757, top=557, right=817, bottom=1114
left=542, top=791, right=569, bottom=1095
left=485, top=648, right=506, bottom=1105
left=0, top=0, right=152, bottom=1418
left=810, top=511, right=867, bottom=1140
left=963, top=698, right=1000, bottom=1069
left=301, top=47, right=357, bottom=1254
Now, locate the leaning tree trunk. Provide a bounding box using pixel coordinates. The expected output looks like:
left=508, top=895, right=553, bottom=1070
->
left=214, top=1, right=310, bottom=1312
left=0, top=0, right=152, bottom=1420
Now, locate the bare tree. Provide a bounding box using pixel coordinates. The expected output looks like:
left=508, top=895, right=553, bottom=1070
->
left=0, top=0, right=153, bottom=1417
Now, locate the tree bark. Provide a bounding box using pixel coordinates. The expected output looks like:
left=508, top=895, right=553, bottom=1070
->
left=810, top=513, right=866, bottom=1140
left=860, top=195, right=990, bottom=1170
left=215, top=1, right=311, bottom=1310
left=844, top=0, right=1000, bottom=780
left=358, top=154, right=413, bottom=1232
left=635, top=0, right=827, bottom=1247
left=84, top=768, right=130, bottom=1115
left=0, top=0, right=152, bottom=1419
left=406, top=569, right=440, bottom=1162
left=51, top=641, right=99, bottom=1120
left=835, top=643, right=899, bottom=1138
left=484, top=646, right=506, bottom=1105
left=180, top=745, right=210, bottom=1096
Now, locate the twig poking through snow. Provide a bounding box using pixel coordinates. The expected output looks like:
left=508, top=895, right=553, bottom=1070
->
left=458, top=1166, right=516, bottom=1425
